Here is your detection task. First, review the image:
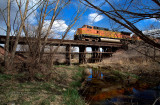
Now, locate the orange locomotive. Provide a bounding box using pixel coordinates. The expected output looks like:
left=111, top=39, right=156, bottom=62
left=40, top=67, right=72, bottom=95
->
left=74, top=25, right=140, bottom=43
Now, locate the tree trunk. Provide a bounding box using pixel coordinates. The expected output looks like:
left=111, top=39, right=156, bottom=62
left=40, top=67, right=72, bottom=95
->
left=4, top=0, right=11, bottom=70
left=10, top=0, right=29, bottom=66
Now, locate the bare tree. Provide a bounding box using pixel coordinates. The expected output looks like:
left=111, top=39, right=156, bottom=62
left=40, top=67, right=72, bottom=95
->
left=18, top=0, right=86, bottom=69
left=2, top=0, right=43, bottom=69
left=4, top=0, right=11, bottom=69
left=10, top=0, right=29, bottom=65
left=82, top=0, right=160, bottom=49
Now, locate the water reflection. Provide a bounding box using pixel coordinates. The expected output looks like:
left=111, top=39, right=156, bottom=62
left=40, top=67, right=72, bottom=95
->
left=81, top=68, right=160, bottom=105
left=87, top=68, right=104, bottom=81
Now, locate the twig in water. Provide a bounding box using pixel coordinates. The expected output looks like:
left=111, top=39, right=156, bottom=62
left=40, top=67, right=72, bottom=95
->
left=152, top=97, right=160, bottom=105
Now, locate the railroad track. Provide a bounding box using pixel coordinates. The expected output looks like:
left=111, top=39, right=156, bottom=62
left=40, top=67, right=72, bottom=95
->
left=0, top=35, right=122, bottom=47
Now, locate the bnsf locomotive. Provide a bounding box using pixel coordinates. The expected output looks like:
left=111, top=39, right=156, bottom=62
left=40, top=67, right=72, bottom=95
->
left=74, top=25, right=140, bottom=43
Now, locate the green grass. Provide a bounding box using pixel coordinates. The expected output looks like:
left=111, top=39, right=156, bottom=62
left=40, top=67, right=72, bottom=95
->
left=125, top=72, right=139, bottom=79
left=72, top=67, right=84, bottom=80
left=70, top=81, right=81, bottom=88
left=41, top=98, right=50, bottom=105
left=63, top=66, right=86, bottom=105
left=21, top=101, right=32, bottom=105
left=50, top=95, right=56, bottom=102
left=63, top=88, right=85, bottom=105
left=0, top=74, right=13, bottom=81
left=35, top=73, right=45, bottom=79
left=111, top=70, right=138, bottom=78
left=71, top=67, right=84, bottom=88
left=110, top=70, right=139, bottom=82
left=33, top=96, right=41, bottom=101
left=110, top=70, right=126, bottom=80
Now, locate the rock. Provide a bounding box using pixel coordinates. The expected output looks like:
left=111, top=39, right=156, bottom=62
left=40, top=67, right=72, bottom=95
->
left=63, top=88, right=66, bottom=91
left=128, top=77, right=137, bottom=85
left=7, top=101, right=16, bottom=105
left=103, top=75, right=120, bottom=82
left=91, top=79, right=106, bottom=86
left=124, top=76, right=138, bottom=85
left=83, top=68, right=91, bottom=76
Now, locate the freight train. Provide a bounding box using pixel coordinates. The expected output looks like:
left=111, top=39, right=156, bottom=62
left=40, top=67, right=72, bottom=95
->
left=74, top=25, right=140, bottom=43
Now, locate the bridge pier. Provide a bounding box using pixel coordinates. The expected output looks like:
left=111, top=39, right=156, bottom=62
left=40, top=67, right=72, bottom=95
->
left=102, top=47, right=107, bottom=58
left=112, top=47, right=118, bottom=52
left=91, top=46, right=101, bottom=63
left=79, top=45, right=86, bottom=64
left=102, top=47, right=112, bottom=58
left=66, top=45, right=71, bottom=65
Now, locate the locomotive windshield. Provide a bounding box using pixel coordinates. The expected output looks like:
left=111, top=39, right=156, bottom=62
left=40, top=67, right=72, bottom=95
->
left=87, top=26, right=92, bottom=29
left=82, top=25, right=87, bottom=28
left=93, top=26, right=108, bottom=31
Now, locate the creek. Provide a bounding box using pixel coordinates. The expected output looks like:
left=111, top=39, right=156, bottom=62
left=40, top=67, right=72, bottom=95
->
left=80, top=68, right=160, bottom=105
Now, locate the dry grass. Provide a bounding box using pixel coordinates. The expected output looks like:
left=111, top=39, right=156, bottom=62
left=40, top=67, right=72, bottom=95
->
left=100, top=45, right=160, bottom=78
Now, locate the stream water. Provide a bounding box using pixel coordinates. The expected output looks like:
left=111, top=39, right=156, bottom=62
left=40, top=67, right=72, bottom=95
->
left=81, top=68, right=160, bottom=105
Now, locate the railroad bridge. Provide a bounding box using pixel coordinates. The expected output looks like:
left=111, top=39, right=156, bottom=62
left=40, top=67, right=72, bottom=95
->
left=0, top=35, right=126, bottom=65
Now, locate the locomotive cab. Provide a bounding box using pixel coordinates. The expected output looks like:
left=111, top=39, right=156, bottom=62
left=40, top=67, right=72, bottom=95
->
left=74, top=25, right=101, bottom=41
left=74, top=25, right=96, bottom=41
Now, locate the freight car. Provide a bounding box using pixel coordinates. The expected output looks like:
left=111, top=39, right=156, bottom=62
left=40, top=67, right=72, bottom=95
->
left=74, top=25, right=140, bottom=43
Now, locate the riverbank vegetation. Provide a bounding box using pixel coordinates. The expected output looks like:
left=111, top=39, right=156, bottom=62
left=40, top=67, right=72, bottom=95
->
left=0, top=65, right=86, bottom=105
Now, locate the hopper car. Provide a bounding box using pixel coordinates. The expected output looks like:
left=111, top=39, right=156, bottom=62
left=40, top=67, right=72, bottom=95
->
left=74, top=25, right=141, bottom=43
